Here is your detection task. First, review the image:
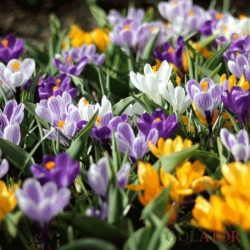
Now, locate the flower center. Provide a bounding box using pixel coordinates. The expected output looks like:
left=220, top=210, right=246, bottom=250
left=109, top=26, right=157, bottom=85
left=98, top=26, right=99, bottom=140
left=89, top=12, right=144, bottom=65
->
left=167, top=47, right=174, bottom=54
left=53, top=86, right=59, bottom=91
left=83, top=99, right=89, bottom=105
left=201, top=81, right=209, bottom=91
left=188, top=10, right=194, bottom=16
left=57, top=120, right=65, bottom=128
left=1, top=39, right=8, bottom=47
left=96, top=115, right=101, bottom=124
left=215, top=13, right=223, bottom=20
left=56, top=79, right=61, bottom=85
left=154, top=117, right=161, bottom=123
left=44, top=161, right=55, bottom=170
left=11, top=62, right=20, bottom=72
left=67, top=56, right=72, bottom=64
left=124, top=24, right=131, bottom=31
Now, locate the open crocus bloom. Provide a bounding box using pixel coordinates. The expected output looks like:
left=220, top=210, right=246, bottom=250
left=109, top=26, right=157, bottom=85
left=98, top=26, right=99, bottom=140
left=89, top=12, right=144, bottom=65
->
left=130, top=60, right=172, bottom=105
left=0, top=58, right=35, bottom=94
left=16, top=179, right=70, bottom=226
left=220, top=128, right=250, bottom=162
left=186, top=78, right=221, bottom=123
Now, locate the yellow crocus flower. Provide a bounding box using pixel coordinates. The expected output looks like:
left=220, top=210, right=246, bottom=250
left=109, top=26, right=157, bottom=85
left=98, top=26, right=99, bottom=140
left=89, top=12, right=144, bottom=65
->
left=69, top=25, right=109, bottom=52
left=219, top=73, right=250, bottom=91
left=149, top=136, right=192, bottom=159
left=127, top=161, right=162, bottom=206
left=223, top=194, right=250, bottom=230
left=161, top=161, right=219, bottom=203
left=0, top=181, right=17, bottom=221
left=221, top=162, right=250, bottom=201
left=192, top=195, right=226, bottom=233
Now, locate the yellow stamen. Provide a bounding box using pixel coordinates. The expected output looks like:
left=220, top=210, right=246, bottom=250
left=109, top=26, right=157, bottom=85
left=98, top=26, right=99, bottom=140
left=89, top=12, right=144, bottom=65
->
left=150, top=26, right=157, bottom=33
left=56, top=79, right=61, bottom=85
left=223, top=24, right=228, bottom=33
left=215, top=13, right=223, bottom=20
left=44, top=161, right=55, bottom=170
left=1, top=39, right=8, bottom=47
left=167, top=47, right=174, bottom=54
left=201, top=81, right=209, bottom=91
left=233, top=33, right=240, bottom=40
left=67, top=56, right=72, bottom=64
left=57, top=120, right=65, bottom=129
left=188, top=10, right=194, bottom=16
left=154, top=118, right=161, bottom=123
left=176, top=76, right=181, bottom=86
left=11, top=62, right=20, bottom=72
left=96, top=115, right=101, bottom=124
left=239, top=14, right=247, bottom=20
left=124, top=24, right=131, bottom=31
left=53, top=86, right=59, bottom=91
left=83, top=99, right=89, bottom=105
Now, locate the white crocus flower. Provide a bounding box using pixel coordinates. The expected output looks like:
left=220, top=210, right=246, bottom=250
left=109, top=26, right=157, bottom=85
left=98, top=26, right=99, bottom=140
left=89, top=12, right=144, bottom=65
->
left=78, top=95, right=112, bottom=126
left=160, top=81, right=191, bottom=115
left=0, top=58, right=35, bottom=93
left=129, top=60, right=172, bottom=105
left=123, top=102, right=144, bottom=117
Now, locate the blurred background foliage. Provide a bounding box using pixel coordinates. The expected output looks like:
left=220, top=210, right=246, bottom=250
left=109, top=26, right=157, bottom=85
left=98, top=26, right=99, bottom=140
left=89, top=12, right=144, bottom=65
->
left=0, top=0, right=250, bottom=44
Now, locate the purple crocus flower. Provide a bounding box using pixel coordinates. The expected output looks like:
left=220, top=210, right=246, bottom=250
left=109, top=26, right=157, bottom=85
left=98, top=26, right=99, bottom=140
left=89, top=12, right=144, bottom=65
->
left=87, top=157, right=130, bottom=197
left=87, top=157, right=130, bottom=220
left=110, top=19, right=151, bottom=54
left=54, top=45, right=105, bottom=76
left=222, top=86, right=250, bottom=125
left=0, top=35, right=24, bottom=63
left=224, top=36, right=250, bottom=61
left=38, top=74, right=77, bottom=100
left=228, top=54, right=250, bottom=82
left=154, top=37, right=185, bottom=71
left=187, top=78, right=222, bottom=123
left=115, top=122, right=158, bottom=160
left=35, top=92, right=81, bottom=142
left=31, top=152, right=80, bottom=188
left=54, top=48, right=87, bottom=76
left=16, top=178, right=70, bottom=226
left=0, top=100, right=24, bottom=145
left=86, top=200, right=108, bottom=220
left=137, top=109, right=178, bottom=140
left=91, top=113, right=128, bottom=145
left=158, top=0, right=207, bottom=36
left=220, top=128, right=250, bottom=162
left=0, top=150, right=9, bottom=178
left=108, top=7, right=145, bottom=27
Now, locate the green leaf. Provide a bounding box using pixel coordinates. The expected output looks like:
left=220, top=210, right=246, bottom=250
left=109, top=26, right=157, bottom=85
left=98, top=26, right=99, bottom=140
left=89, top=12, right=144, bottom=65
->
left=67, top=111, right=98, bottom=160
left=108, top=184, right=124, bottom=224
left=123, top=226, right=154, bottom=250
left=154, top=144, right=199, bottom=172
left=123, top=225, right=175, bottom=250
left=185, top=46, right=195, bottom=79
left=61, top=213, right=127, bottom=245
left=89, top=4, right=107, bottom=27
left=199, top=35, right=217, bottom=48
left=49, top=14, right=61, bottom=34
left=204, top=43, right=230, bottom=69
left=191, top=150, right=220, bottom=171
left=0, top=138, right=34, bottom=170
left=141, top=30, right=160, bottom=61
left=60, top=238, right=118, bottom=250
left=142, top=187, right=170, bottom=220
left=4, top=211, right=23, bottom=237
left=113, top=96, right=136, bottom=115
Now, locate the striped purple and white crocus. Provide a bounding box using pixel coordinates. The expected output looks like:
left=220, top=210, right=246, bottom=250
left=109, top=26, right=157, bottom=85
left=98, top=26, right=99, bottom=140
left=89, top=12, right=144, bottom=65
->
left=35, top=91, right=81, bottom=144
left=220, top=128, right=250, bottom=162
left=0, top=100, right=24, bottom=145
left=186, top=78, right=222, bottom=124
